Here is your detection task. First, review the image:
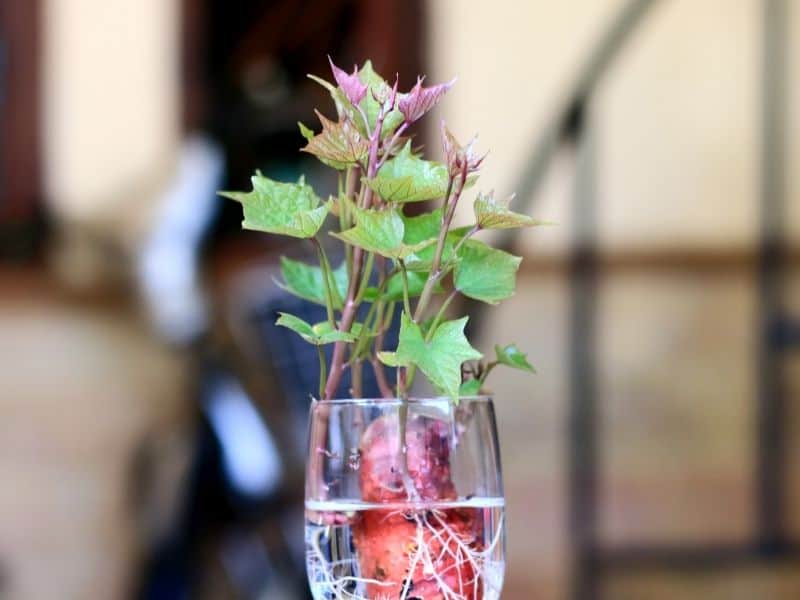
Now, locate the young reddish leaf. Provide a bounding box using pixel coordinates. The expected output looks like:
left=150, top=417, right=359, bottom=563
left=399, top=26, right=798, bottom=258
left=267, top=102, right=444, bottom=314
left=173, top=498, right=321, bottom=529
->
left=398, top=76, right=455, bottom=124
left=301, top=111, right=369, bottom=170
left=328, top=56, right=368, bottom=105
left=441, top=122, right=486, bottom=176
left=474, top=190, right=546, bottom=229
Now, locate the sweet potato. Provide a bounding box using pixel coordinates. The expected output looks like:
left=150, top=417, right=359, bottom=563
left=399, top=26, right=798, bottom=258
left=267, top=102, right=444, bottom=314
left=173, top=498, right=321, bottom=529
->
left=353, top=415, right=483, bottom=598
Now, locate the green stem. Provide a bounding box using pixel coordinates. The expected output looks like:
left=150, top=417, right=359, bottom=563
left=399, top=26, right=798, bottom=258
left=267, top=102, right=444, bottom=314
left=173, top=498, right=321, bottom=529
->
left=398, top=260, right=412, bottom=317
left=312, top=237, right=336, bottom=327
left=480, top=360, right=499, bottom=386
left=396, top=392, right=419, bottom=500
left=396, top=365, right=406, bottom=398
left=451, top=223, right=480, bottom=259
left=383, top=300, right=397, bottom=330
left=412, top=167, right=467, bottom=323
left=318, top=238, right=343, bottom=309
left=425, top=289, right=458, bottom=342
left=354, top=251, right=375, bottom=305
left=350, top=296, right=381, bottom=365
left=406, top=289, right=459, bottom=390
left=317, top=346, right=327, bottom=399
left=369, top=298, right=393, bottom=398
left=350, top=267, right=395, bottom=364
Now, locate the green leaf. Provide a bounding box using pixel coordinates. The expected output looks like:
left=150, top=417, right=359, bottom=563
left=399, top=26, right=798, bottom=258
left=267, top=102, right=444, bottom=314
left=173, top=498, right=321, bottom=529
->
left=275, top=313, right=357, bottom=345
left=403, top=228, right=470, bottom=273
left=300, top=110, right=369, bottom=170
left=298, top=121, right=314, bottom=141
left=219, top=174, right=328, bottom=239
left=386, top=270, right=428, bottom=300
left=402, top=208, right=442, bottom=244
left=278, top=257, right=348, bottom=309
left=377, top=350, right=401, bottom=367
left=387, top=313, right=482, bottom=400
left=332, top=206, right=403, bottom=256
left=307, top=74, right=356, bottom=124
left=357, top=60, right=404, bottom=138
left=460, top=378, right=482, bottom=396
left=333, top=207, right=435, bottom=259
left=495, top=343, right=536, bottom=373
left=454, top=240, right=521, bottom=304
left=396, top=208, right=460, bottom=272
left=364, top=269, right=433, bottom=302
left=365, top=142, right=450, bottom=202
left=474, top=191, right=546, bottom=229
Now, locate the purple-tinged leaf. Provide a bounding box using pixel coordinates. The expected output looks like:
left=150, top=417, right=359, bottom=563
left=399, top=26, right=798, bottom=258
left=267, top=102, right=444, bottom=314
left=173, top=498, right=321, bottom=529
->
left=441, top=121, right=486, bottom=176
left=301, top=110, right=369, bottom=170
left=474, top=190, right=547, bottom=229
left=398, top=76, right=455, bottom=124
left=328, top=56, right=367, bottom=106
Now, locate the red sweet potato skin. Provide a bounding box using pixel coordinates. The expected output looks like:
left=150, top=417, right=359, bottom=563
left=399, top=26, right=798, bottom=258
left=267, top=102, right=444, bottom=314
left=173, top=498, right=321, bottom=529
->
left=358, top=415, right=456, bottom=503
left=353, top=415, right=483, bottom=598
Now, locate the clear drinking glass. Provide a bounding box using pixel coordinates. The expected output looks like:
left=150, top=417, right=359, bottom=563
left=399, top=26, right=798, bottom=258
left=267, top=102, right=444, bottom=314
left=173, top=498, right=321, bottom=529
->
left=305, top=397, right=505, bottom=600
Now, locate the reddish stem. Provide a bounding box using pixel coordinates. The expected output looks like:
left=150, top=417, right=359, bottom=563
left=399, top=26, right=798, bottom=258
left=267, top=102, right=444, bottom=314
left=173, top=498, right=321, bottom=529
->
left=323, top=105, right=386, bottom=399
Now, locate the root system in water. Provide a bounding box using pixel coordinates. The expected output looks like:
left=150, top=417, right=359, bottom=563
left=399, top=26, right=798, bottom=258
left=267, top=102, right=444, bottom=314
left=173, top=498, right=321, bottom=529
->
left=306, top=415, right=505, bottom=599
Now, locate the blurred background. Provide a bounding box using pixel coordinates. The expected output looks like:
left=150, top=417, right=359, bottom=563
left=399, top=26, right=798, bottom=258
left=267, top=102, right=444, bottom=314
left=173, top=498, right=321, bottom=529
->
left=1, top=0, right=799, bottom=598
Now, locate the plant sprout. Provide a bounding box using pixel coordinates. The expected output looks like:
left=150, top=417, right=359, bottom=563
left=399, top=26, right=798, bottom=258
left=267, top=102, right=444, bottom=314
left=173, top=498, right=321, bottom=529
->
left=220, top=57, right=541, bottom=403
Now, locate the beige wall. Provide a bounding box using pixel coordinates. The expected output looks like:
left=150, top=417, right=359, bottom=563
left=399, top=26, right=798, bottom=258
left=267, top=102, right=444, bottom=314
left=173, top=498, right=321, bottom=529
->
left=41, top=0, right=798, bottom=250
left=42, top=0, right=180, bottom=238
left=429, top=0, right=799, bottom=255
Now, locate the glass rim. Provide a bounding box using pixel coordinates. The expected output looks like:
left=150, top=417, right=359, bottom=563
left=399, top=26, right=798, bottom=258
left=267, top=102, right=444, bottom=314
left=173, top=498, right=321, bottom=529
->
left=311, top=395, right=492, bottom=406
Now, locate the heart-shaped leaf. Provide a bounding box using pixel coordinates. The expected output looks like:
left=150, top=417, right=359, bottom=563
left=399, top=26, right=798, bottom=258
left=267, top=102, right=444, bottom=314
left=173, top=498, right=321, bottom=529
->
left=402, top=208, right=443, bottom=244
left=278, top=257, right=348, bottom=309
left=474, top=191, right=545, bottom=229
left=454, top=240, right=521, bottom=304
left=219, top=174, right=328, bottom=239
left=459, top=378, right=483, bottom=396
left=332, top=206, right=403, bottom=256
left=333, top=207, right=436, bottom=259
left=398, top=76, right=455, bottom=124
left=365, top=142, right=450, bottom=203
left=403, top=226, right=471, bottom=273
left=495, top=343, right=535, bottom=373
left=300, top=111, right=369, bottom=170
left=363, top=269, right=436, bottom=302
left=328, top=57, right=368, bottom=105
left=276, top=313, right=357, bottom=345
left=380, top=313, right=482, bottom=400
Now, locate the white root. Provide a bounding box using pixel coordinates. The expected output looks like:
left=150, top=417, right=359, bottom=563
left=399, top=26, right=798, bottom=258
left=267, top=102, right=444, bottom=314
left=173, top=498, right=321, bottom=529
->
left=309, top=509, right=503, bottom=600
